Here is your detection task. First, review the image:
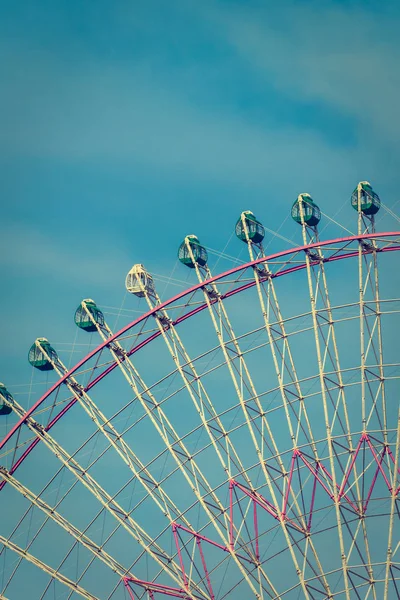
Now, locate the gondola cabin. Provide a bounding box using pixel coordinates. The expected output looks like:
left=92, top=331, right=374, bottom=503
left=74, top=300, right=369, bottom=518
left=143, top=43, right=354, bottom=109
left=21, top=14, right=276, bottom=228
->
left=178, top=235, right=208, bottom=269
left=0, top=383, right=13, bottom=416
left=291, top=193, right=321, bottom=226
left=75, top=299, right=104, bottom=332
left=28, top=338, right=57, bottom=371
left=126, top=264, right=156, bottom=298
left=235, top=211, right=265, bottom=244
left=351, top=181, right=381, bottom=215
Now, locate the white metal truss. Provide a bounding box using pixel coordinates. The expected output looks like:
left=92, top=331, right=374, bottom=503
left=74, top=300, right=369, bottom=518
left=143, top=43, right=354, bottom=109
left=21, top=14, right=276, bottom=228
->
left=353, top=203, right=400, bottom=600
left=0, top=534, right=98, bottom=600
left=0, top=466, right=129, bottom=578
left=0, top=385, right=202, bottom=599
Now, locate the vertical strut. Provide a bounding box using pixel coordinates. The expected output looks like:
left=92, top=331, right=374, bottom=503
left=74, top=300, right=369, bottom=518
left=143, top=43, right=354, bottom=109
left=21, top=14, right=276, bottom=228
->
left=353, top=188, right=388, bottom=599
left=297, top=199, right=352, bottom=600
left=306, top=208, right=378, bottom=595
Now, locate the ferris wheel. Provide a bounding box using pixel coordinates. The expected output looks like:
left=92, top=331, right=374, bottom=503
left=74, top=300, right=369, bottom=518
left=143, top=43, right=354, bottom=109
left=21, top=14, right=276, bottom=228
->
left=1, top=183, right=400, bottom=599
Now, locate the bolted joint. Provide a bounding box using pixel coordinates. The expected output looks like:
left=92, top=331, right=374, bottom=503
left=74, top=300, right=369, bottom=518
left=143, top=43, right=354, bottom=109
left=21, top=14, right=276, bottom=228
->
left=204, top=286, right=219, bottom=299
left=155, top=312, right=171, bottom=327
left=112, top=345, right=127, bottom=359
left=305, top=248, right=321, bottom=262
left=31, top=421, right=46, bottom=434
left=69, top=380, right=84, bottom=394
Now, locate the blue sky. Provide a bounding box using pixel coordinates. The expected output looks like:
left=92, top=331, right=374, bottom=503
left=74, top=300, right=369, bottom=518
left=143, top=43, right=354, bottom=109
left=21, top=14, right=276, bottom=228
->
left=0, top=0, right=399, bottom=382
left=1, top=1, right=400, bottom=597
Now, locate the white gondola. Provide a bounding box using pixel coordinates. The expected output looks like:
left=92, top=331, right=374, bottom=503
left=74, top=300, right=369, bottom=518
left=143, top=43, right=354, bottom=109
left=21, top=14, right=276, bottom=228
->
left=125, top=264, right=156, bottom=298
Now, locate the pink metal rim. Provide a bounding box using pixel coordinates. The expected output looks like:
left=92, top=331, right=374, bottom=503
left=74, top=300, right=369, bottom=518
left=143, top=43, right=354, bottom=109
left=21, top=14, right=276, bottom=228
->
left=1, top=233, right=399, bottom=493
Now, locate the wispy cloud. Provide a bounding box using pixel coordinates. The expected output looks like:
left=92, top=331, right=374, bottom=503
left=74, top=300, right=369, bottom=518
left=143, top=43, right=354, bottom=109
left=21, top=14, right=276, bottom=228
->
left=0, top=36, right=365, bottom=189
left=200, top=1, right=400, bottom=146
left=1, top=220, right=129, bottom=288
left=1, top=0, right=399, bottom=371
left=1, top=1, right=399, bottom=196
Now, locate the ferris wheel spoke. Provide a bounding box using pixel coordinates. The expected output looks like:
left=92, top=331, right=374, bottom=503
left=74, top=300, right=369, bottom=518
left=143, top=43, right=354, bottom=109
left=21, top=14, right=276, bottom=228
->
left=2, top=354, right=328, bottom=596
left=38, top=531, right=123, bottom=600
left=384, top=411, right=400, bottom=599
left=359, top=253, right=387, bottom=435
left=175, top=235, right=338, bottom=600
left=355, top=190, right=387, bottom=440
left=371, top=300, right=400, bottom=599
left=291, top=184, right=399, bottom=600
left=122, top=270, right=280, bottom=599
left=319, top=272, right=378, bottom=597
left=0, top=449, right=96, bottom=597
left=27, top=336, right=197, bottom=531
left=2, top=235, right=398, bottom=487
left=353, top=192, right=397, bottom=600
left=293, top=196, right=356, bottom=600
left=1, top=205, right=400, bottom=600
left=236, top=211, right=353, bottom=597
left=29, top=329, right=269, bottom=599
left=237, top=212, right=319, bottom=454
left=302, top=245, right=378, bottom=595
left=78, top=301, right=232, bottom=509
left=88, top=302, right=277, bottom=599
left=0, top=534, right=99, bottom=600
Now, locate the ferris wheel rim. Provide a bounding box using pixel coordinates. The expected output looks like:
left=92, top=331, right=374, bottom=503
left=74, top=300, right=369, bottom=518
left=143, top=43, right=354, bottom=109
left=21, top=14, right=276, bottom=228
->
left=1, top=231, right=399, bottom=478
left=1, top=229, right=400, bottom=599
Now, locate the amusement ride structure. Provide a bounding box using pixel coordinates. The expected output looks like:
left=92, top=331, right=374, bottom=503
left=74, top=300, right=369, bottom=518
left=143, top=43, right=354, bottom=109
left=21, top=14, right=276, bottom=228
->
left=0, top=183, right=400, bottom=599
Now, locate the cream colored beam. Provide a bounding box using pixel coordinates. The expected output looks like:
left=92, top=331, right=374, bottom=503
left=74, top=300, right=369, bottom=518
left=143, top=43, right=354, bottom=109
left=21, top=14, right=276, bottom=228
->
left=0, top=389, right=201, bottom=599
left=239, top=214, right=335, bottom=597
left=296, top=201, right=351, bottom=600
left=0, top=534, right=98, bottom=600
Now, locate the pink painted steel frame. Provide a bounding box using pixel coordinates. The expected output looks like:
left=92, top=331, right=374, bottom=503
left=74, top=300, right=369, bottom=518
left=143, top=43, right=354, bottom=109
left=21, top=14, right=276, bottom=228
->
left=1, top=233, right=399, bottom=494
left=178, top=434, right=400, bottom=576
left=1, top=234, right=397, bottom=597
left=123, top=577, right=195, bottom=599
left=228, top=435, right=399, bottom=541
left=123, top=430, right=400, bottom=600
left=124, top=430, right=400, bottom=600
left=172, top=524, right=215, bottom=600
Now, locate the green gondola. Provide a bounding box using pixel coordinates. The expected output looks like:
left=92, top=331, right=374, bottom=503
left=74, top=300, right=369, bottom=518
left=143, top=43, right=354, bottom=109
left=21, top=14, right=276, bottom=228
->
left=351, top=181, right=381, bottom=215
left=0, top=383, right=13, bottom=416
left=75, top=299, right=104, bottom=332
left=28, top=338, right=57, bottom=371
left=235, top=211, right=265, bottom=244
left=178, top=235, right=208, bottom=269
left=292, top=194, right=321, bottom=226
